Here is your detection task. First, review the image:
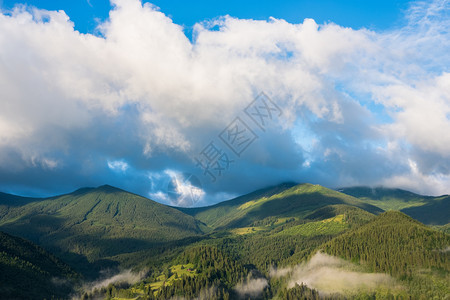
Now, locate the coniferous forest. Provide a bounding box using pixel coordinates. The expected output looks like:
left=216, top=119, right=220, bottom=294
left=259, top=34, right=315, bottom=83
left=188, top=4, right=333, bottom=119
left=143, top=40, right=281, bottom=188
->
left=2, top=0, right=450, bottom=299
left=0, top=183, right=449, bottom=299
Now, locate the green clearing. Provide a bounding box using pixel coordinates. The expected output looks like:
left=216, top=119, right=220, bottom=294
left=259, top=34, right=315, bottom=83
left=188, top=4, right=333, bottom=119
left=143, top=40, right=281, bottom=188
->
left=182, top=183, right=383, bottom=230
left=230, top=226, right=265, bottom=235
left=276, top=214, right=348, bottom=236
left=1, top=183, right=448, bottom=299
left=148, top=264, right=197, bottom=292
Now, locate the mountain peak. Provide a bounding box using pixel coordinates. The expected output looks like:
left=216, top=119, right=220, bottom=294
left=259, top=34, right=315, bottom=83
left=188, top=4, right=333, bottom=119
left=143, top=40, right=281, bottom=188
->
left=96, top=184, right=122, bottom=192
left=70, top=185, right=125, bottom=196
left=375, top=210, right=422, bottom=224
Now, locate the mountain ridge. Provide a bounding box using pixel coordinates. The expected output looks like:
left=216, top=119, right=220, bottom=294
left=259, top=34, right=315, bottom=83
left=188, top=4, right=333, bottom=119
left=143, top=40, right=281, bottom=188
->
left=0, top=185, right=203, bottom=276
left=0, top=183, right=448, bottom=299
left=0, top=230, right=78, bottom=299
left=339, top=186, right=450, bottom=225
left=178, top=183, right=384, bottom=229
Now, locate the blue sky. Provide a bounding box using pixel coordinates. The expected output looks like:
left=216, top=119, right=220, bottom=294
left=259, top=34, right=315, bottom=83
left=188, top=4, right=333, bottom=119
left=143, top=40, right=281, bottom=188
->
left=0, top=0, right=449, bottom=205
left=1, top=0, right=410, bottom=34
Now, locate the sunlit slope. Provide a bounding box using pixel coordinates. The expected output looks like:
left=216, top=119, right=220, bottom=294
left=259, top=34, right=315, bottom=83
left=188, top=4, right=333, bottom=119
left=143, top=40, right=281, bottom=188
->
left=338, top=186, right=428, bottom=210
left=323, top=211, right=450, bottom=297
left=0, top=185, right=202, bottom=262
left=305, top=204, right=376, bottom=226
left=324, top=211, right=449, bottom=274
left=180, top=183, right=383, bottom=229
left=0, top=230, right=77, bottom=299
left=0, top=192, right=45, bottom=219
left=401, top=195, right=450, bottom=225
left=339, top=186, right=450, bottom=225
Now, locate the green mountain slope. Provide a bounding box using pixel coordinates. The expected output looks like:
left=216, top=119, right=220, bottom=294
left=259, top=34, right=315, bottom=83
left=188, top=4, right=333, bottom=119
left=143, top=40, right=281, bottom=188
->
left=0, top=185, right=202, bottom=272
left=94, top=210, right=449, bottom=299
left=178, top=182, right=297, bottom=227
left=339, top=186, right=450, bottom=225
left=0, top=192, right=45, bottom=219
left=305, top=204, right=376, bottom=226
left=323, top=211, right=449, bottom=275
left=401, top=195, right=450, bottom=226
left=0, top=230, right=77, bottom=299
left=1, top=183, right=448, bottom=299
left=338, top=186, right=427, bottom=209
left=180, top=183, right=383, bottom=230
left=323, top=211, right=450, bottom=298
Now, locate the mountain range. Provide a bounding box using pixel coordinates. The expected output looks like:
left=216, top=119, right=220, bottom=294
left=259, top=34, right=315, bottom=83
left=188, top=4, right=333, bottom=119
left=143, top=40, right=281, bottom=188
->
left=0, top=183, right=448, bottom=299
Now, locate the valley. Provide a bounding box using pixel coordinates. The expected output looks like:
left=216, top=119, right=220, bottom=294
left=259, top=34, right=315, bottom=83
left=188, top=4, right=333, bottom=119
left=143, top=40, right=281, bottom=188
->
left=0, top=183, right=448, bottom=299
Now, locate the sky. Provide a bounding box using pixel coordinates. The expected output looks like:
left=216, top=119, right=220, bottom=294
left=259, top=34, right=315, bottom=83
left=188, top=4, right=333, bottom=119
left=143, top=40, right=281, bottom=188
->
left=0, top=0, right=449, bottom=206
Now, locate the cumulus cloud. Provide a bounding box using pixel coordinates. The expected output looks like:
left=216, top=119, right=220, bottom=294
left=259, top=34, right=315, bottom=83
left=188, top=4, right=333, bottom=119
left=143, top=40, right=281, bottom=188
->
left=149, top=170, right=206, bottom=207
left=107, top=159, right=129, bottom=172
left=0, top=0, right=449, bottom=202
left=271, top=252, right=398, bottom=295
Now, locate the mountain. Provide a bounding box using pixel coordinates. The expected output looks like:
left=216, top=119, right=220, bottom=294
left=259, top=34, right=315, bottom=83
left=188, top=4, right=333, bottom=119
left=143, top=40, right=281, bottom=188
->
left=323, top=211, right=450, bottom=298
left=1, top=183, right=449, bottom=299
left=0, top=230, right=77, bottom=299
left=88, top=208, right=449, bottom=299
left=179, top=183, right=383, bottom=230
left=0, top=185, right=203, bottom=275
left=0, top=192, right=44, bottom=219
left=304, top=204, right=376, bottom=227
left=323, top=211, right=449, bottom=275
left=401, top=195, right=450, bottom=226
left=339, top=186, right=450, bottom=225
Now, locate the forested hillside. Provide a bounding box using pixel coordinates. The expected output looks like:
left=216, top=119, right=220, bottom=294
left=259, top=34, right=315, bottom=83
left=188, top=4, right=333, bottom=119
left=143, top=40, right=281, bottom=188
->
left=340, top=186, right=450, bottom=225
left=83, top=210, right=449, bottom=299
left=0, top=185, right=202, bottom=276
left=323, top=211, right=450, bottom=298
left=0, top=184, right=448, bottom=299
left=180, top=183, right=383, bottom=230
left=0, top=230, right=78, bottom=299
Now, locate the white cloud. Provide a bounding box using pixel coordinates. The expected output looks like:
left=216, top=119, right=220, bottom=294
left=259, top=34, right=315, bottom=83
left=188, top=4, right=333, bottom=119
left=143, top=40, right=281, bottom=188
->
left=0, top=0, right=449, bottom=199
left=381, top=158, right=450, bottom=196
left=107, top=159, right=129, bottom=172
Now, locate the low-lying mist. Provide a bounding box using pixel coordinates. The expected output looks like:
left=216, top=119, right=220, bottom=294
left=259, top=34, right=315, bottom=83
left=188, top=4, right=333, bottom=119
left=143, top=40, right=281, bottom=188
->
left=76, top=269, right=147, bottom=299
left=234, top=277, right=268, bottom=298
left=271, top=252, right=399, bottom=295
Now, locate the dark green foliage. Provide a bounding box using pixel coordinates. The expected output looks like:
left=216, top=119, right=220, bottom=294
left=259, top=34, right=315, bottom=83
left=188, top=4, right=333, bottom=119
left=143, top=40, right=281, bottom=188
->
left=93, top=246, right=244, bottom=300
left=305, top=204, right=376, bottom=227
left=0, top=185, right=202, bottom=276
left=0, top=230, right=78, bottom=299
left=323, top=211, right=450, bottom=298
left=340, top=186, right=450, bottom=225
left=178, top=183, right=298, bottom=227
left=156, top=246, right=244, bottom=299
left=339, top=186, right=425, bottom=202
left=1, top=184, right=449, bottom=299
left=323, top=211, right=449, bottom=276
left=401, top=195, right=450, bottom=225
left=214, top=234, right=332, bottom=272
left=278, top=283, right=329, bottom=300
left=180, top=183, right=383, bottom=230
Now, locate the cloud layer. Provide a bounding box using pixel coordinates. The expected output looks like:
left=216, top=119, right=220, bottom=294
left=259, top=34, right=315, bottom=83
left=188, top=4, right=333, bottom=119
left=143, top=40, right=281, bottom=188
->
left=0, top=0, right=449, bottom=204
left=271, top=252, right=397, bottom=295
